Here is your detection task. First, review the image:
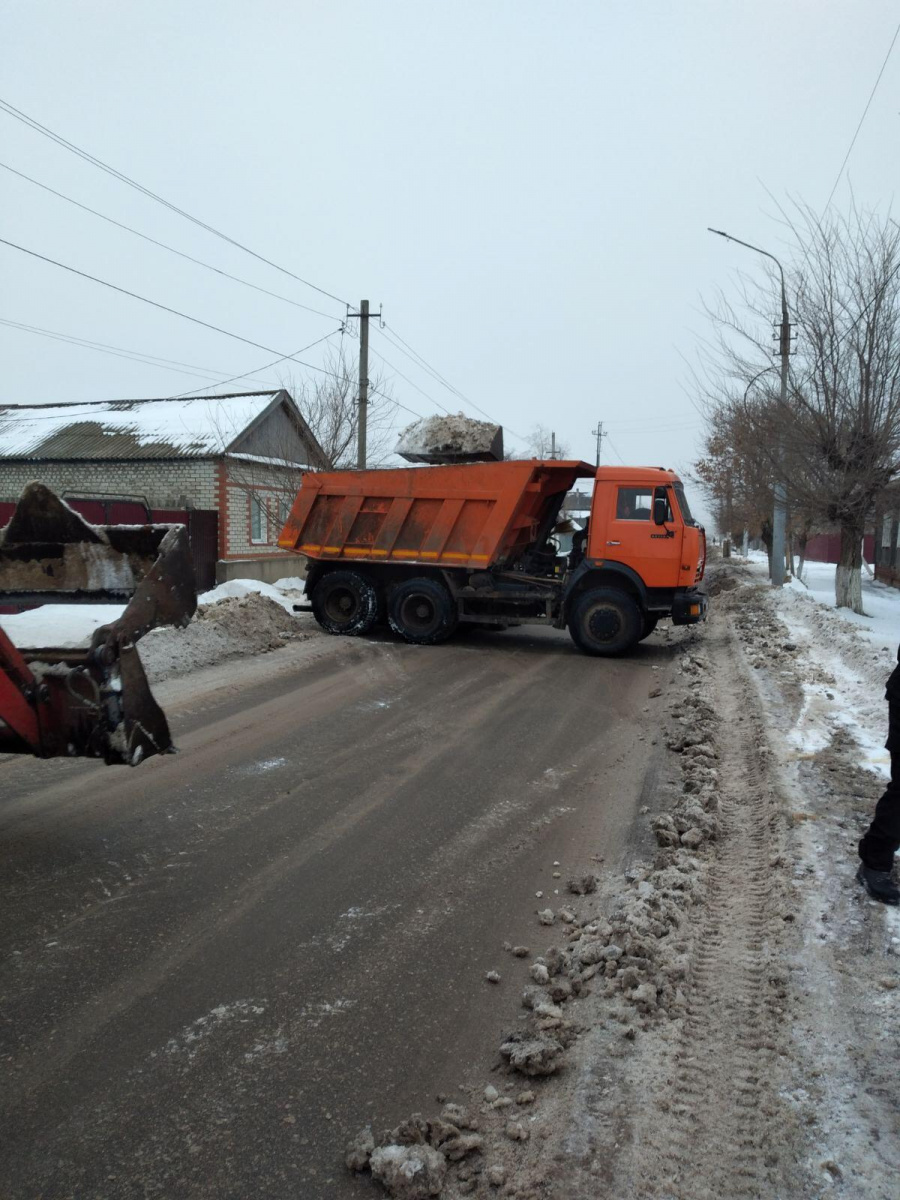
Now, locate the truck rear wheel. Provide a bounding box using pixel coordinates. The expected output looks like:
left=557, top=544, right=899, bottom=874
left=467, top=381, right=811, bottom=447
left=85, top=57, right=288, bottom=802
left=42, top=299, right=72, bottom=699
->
left=388, top=577, right=458, bottom=645
left=568, top=587, right=642, bottom=656
left=312, top=570, right=380, bottom=636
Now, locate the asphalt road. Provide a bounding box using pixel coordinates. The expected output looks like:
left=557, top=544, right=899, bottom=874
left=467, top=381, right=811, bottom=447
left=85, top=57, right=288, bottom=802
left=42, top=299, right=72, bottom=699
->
left=0, top=624, right=673, bottom=1198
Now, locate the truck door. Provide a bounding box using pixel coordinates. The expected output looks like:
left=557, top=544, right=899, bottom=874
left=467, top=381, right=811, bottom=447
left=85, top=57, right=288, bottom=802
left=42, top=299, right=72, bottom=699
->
left=600, top=484, right=684, bottom=589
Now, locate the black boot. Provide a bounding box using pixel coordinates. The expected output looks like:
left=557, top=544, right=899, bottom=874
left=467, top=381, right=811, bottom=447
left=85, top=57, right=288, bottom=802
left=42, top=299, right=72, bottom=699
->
left=857, top=864, right=900, bottom=905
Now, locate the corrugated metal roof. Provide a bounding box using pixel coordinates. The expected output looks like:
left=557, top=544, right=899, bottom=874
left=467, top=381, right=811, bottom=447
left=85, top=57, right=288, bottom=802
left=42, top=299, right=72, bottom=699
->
left=0, top=392, right=284, bottom=460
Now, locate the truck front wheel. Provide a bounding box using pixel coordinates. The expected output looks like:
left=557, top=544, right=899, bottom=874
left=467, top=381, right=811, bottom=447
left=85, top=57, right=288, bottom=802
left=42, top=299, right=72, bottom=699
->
left=569, top=587, right=642, bottom=656
left=312, top=570, right=380, bottom=636
left=388, top=577, right=458, bottom=645
left=639, top=614, right=659, bottom=641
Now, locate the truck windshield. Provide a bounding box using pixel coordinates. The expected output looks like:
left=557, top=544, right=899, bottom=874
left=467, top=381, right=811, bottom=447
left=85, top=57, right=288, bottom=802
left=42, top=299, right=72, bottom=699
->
left=673, top=482, right=697, bottom=525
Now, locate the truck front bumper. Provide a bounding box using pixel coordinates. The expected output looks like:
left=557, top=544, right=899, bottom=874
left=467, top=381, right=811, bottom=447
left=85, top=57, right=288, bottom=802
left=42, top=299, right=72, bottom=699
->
left=671, top=589, right=708, bottom=626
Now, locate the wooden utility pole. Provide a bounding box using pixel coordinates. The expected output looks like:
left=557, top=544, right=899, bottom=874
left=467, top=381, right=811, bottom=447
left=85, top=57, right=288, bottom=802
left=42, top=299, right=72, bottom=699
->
left=592, top=421, right=604, bottom=467
left=351, top=299, right=370, bottom=469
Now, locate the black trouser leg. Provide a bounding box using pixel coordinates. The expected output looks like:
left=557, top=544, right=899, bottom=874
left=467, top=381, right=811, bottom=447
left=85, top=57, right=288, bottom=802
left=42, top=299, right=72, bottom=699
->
left=859, top=748, right=900, bottom=873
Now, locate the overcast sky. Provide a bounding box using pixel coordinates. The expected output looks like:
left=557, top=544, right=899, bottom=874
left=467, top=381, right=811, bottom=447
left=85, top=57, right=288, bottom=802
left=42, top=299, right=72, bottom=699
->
left=2, top=1, right=899, bottom=525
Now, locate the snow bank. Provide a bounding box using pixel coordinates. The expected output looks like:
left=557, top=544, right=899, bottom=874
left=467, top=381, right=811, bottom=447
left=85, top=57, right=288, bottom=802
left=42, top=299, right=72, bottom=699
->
left=139, top=592, right=308, bottom=682
left=197, top=577, right=305, bottom=613
left=0, top=604, right=125, bottom=649
left=0, top=577, right=306, bottom=650
left=743, top=557, right=896, bottom=775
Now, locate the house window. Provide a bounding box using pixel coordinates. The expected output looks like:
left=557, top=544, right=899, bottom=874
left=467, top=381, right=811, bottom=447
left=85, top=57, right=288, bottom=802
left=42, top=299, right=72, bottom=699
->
left=250, top=494, right=267, bottom=544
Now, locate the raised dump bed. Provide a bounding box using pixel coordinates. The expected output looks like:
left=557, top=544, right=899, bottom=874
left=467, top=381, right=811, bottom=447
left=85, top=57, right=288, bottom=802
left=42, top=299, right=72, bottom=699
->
left=278, top=459, right=596, bottom=570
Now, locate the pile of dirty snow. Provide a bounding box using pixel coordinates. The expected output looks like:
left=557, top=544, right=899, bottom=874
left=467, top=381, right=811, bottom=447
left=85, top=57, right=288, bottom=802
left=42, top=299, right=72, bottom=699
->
left=396, top=413, right=502, bottom=462
left=0, top=577, right=311, bottom=682
left=741, top=556, right=896, bottom=774
left=140, top=592, right=309, bottom=682
left=197, top=576, right=305, bottom=613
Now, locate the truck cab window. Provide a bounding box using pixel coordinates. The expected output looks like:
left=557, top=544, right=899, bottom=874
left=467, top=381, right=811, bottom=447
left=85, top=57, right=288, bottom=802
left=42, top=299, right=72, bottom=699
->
left=616, top=487, right=653, bottom=520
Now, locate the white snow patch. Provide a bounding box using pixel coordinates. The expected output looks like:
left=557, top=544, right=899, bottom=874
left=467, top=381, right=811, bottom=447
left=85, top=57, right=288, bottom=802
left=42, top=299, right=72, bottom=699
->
left=0, top=576, right=306, bottom=649
left=0, top=604, right=125, bottom=649
left=745, top=557, right=896, bottom=775
left=298, top=998, right=355, bottom=1026
left=198, top=577, right=305, bottom=612
left=163, top=1000, right=266, bottom=1059
left=237, top=756, right=288, bottom=775
left=0, top=394, right=279, bottom=458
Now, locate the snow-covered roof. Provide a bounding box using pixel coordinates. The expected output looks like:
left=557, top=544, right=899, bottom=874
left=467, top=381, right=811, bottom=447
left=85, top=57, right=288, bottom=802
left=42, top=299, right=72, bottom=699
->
left=0, top=391, right=289, bottom=460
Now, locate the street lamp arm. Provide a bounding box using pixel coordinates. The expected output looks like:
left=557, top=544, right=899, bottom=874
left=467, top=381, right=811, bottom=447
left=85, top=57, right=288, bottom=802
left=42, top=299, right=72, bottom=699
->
left=707, top=227, right=788, bottom=321
left=742, top=365, right=777, bottom=403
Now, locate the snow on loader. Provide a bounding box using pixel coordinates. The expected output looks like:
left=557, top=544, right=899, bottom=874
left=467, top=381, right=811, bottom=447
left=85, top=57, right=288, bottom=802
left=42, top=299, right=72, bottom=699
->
left=0, top=483, right=196, bottom=765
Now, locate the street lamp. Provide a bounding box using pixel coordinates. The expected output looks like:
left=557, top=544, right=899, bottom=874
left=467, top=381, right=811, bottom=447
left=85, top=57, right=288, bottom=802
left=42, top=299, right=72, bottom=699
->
left=708, top=228, right=791, bottom=588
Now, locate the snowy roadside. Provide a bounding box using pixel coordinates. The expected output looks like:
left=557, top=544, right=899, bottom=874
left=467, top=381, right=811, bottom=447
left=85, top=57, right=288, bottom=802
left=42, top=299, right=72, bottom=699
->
left=710, top=555, right=900, bottom=1195
left=0, top=575, right=316, bottom=684
left=740, top=554, right=896, bottom=774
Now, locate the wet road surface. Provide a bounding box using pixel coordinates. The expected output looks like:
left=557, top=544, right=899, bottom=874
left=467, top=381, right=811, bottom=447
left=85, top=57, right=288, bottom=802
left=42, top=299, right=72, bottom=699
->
left=0, top=624, right=674, bottom=1198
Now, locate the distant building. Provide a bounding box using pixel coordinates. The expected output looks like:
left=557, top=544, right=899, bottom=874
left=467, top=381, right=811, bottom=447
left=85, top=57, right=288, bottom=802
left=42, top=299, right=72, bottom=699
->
left=0, top=390, right=326, bottom=589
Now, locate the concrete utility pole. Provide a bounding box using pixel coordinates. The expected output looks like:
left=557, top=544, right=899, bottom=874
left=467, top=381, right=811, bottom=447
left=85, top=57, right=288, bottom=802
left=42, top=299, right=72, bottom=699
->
left=708, top=228, right=791, bottom=588
left=592, top=421, right=604, bottom=467
left=550, top=431, right=557, bottom=459
left=349, top=299, right=370, bottom=469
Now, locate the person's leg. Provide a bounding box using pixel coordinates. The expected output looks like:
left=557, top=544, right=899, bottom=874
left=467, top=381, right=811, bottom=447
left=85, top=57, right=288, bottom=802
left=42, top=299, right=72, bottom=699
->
left=857, top=742, right=900, bottom=903
left=858, top=766, right=900, bottom=871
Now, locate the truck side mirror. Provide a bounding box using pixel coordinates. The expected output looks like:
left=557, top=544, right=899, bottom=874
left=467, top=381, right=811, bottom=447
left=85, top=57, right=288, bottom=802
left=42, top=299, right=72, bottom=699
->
left=653, top=491, right=669, bottom=525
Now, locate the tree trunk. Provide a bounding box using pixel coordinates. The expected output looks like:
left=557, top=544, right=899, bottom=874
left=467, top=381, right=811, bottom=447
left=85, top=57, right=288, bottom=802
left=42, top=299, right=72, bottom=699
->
left=835, top=521, right=864, bottom=613
left=797, top=530, right=809, bottom=583
left=761, top=519, right=773, bottom=580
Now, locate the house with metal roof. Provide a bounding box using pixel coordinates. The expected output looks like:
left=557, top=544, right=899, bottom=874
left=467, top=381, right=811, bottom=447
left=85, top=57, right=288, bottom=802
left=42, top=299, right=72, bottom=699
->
left=0, top=390, right=326, bottom=589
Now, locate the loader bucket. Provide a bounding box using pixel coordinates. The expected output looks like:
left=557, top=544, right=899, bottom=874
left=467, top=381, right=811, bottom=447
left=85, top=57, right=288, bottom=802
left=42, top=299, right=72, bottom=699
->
left=0, top=483, right=197, bottom=765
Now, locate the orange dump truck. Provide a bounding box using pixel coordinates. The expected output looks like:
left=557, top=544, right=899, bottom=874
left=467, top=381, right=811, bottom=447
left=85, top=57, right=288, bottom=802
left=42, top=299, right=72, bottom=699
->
left=278, top=461, right=706, bottom=656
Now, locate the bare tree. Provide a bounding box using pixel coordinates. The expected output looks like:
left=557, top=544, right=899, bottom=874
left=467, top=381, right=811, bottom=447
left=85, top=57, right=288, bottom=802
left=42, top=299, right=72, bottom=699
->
left=280, top=345, right=396, bottom=469
left=697, top=203, right=900, bottom=612
left=523, top=424, right=571, bottom=460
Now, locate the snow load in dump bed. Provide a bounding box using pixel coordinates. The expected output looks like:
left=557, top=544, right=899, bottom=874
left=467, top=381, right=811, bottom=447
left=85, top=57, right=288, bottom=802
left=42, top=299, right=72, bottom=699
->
left=396, top=414, right=504, bottom=463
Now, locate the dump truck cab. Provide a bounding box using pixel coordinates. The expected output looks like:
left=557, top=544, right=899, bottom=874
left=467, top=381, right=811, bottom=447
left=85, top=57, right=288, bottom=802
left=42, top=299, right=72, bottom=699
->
left=562, top=466, right=707, bottom=639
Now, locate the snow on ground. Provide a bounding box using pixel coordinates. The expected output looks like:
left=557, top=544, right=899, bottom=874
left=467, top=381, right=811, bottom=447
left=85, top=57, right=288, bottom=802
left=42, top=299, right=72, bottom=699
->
left=0, top=604, right=125, bottom=649
left=197, top=577, right=305, bottom=613
left=0, top=576, right=306, bottom=650
left=739, top=555, right=897, bottom=775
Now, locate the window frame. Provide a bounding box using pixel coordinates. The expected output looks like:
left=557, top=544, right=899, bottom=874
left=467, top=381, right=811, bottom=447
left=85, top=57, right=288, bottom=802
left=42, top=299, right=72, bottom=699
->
left=249, top=493, right=268, bottom=545
left=615, top=486, right=654, bottom=522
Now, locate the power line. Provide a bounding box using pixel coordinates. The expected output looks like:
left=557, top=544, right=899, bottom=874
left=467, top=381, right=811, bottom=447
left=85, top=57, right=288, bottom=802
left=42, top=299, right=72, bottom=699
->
left=168, top=327, right=343, bottom=398
left=603, top=434, right=626, bottom=464
left=0, top=160, right=342, bottom=323
left=0, top=234, right=352, bottom=384
left=370, top=385, right=426, bottom=422
left=0, top=316, right=279, bottom=388
left=824, top=18, right=900, bottom=211
left=377, top=324, right=473, bottom=405
left=369, top=345, right=453, bottom=415
left=376, top=321, right=527, bottom=441
left=0, top=95, right=349, bottom=308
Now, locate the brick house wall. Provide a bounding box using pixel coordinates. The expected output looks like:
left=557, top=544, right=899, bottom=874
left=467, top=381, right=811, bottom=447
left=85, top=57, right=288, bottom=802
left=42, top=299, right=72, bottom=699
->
left=0, top=459, right=219, bottom=510
left=0, top=457, right=309, bottom=582
left=221, top=457, right=305, bottom=560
